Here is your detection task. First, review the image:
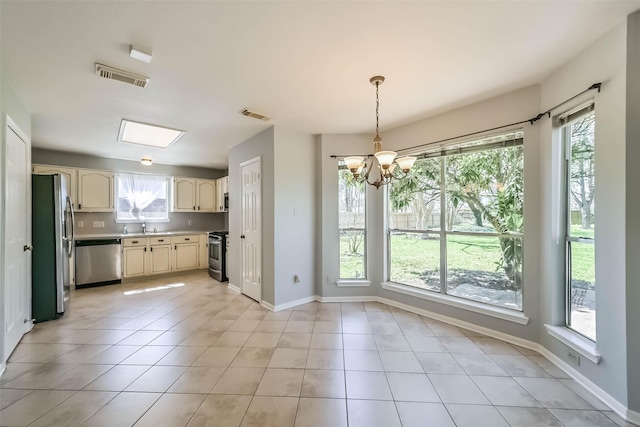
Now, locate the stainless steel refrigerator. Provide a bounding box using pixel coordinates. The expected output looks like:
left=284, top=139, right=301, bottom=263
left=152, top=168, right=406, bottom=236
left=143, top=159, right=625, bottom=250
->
left=32, top=174, right=75, bottom=322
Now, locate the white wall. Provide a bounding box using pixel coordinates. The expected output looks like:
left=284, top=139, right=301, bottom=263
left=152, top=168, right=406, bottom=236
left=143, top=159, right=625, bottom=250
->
left=273, top=127, right=316, bottom=306
left=539, top=19, right=629, bottom=407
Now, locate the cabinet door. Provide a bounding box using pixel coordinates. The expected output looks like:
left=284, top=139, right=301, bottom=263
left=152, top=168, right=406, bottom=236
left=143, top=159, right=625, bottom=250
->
left=150, top=245, right=172, bottom=274
left=196, top=179, right=216, bottom=212
left=199, top=234, right=209, bottom=269
left=123, top=246, right=147, bottom=278
left=173, top=242, right=199, bottom=271
left=32, top=165, right=77, bottom=209
left=77, top=169, right=114, bottom=212
left=173, top=177, right=196, bottom=212
left=216, top=176, right=228, bottom=212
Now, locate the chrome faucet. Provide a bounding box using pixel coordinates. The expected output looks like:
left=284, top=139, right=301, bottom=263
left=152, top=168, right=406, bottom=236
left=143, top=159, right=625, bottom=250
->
left=141, top=222, right=147, bottom=234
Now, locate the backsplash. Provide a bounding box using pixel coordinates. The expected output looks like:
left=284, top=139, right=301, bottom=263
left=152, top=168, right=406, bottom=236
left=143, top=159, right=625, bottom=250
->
left=75, top=211, right=227, bottom=235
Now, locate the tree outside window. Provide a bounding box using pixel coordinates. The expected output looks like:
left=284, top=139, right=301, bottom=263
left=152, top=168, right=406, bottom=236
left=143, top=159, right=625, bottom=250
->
left=388, top=133, right=524, bottom=310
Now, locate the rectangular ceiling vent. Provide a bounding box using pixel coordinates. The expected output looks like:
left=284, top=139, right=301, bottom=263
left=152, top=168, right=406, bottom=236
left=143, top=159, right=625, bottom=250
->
left=241, top=109, right=270, bottom=121
left=95, top=63, right=149, bottom=88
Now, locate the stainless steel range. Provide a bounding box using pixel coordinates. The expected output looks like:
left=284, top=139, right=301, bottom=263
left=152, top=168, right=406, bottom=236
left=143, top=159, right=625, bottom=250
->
left=208, top=231, right=227, bottom=282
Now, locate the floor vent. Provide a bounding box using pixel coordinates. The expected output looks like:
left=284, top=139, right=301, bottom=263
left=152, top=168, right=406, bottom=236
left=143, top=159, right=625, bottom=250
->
left=95, top=63, right=149, bottom=88
left=241, top=109, right=271, bottom=121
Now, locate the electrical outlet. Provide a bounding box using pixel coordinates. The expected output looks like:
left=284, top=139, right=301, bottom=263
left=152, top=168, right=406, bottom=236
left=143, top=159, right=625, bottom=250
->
left=77, top=221, right=84, bottom=228
left=93, top=221, right=105, bottom=228
left=188, top=220, right=192, bottom=226
left=294, top=275, right=301, bottom=283
left=568, top=350, right=581, bottom=366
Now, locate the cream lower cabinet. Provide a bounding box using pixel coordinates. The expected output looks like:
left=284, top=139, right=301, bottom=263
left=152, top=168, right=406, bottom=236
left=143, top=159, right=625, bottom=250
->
left=150, top=245, right=172, bottom=275
left=174, top=242, right=199, bottom=271
left=199, top=234, right=209, bottom=269
left=123, top=245, right=147, bottom=278
left=123, top=235, right=201, bottom=278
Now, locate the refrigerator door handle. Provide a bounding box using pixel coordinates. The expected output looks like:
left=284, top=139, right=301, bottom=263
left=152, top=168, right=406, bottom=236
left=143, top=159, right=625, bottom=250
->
left=67, top=196, right=75, bottom=257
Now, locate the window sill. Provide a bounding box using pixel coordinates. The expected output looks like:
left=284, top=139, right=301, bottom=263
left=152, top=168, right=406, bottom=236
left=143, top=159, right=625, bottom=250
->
left=336, top=279, right=371, bottom=287
left=545, top=324, right=601, bottom=364
left=381, top=281, right=529, bottom=325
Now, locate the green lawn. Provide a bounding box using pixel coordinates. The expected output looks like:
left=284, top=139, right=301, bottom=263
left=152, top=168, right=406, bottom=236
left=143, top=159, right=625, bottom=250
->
left=339, top=229, right=595, bottom=287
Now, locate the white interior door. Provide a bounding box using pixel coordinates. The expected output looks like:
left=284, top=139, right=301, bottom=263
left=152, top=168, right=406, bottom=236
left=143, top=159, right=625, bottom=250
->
left=241, top=158, right=261, bottom=302
left=4, top=118, right=31, bottom=364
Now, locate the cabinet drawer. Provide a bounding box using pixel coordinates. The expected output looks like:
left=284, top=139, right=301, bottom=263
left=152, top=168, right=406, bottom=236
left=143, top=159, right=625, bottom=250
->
left=123, top=238, right=148, bottom=247
left=149, top=237, right=170, bottom=245
left=172, top=235, right=198, bottom=244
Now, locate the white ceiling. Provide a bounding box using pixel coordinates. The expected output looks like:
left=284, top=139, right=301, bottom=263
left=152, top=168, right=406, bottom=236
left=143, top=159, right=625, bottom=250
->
left=2, top=1, right=639, bottom=169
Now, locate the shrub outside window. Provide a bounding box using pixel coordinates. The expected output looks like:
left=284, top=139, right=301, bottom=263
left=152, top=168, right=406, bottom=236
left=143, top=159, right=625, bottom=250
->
left=116, top=172, right=169, bottom=222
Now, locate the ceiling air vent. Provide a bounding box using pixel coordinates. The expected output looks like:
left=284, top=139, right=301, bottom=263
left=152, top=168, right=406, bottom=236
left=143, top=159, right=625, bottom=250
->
left=241, top=109, right=271, bottom=121
left=95, top=63, right=149, bottom=88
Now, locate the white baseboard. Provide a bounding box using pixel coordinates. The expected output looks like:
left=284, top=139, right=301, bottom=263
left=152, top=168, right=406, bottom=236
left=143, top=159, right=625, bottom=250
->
left=374, top=295, right=539, bottom=352
left=260, top=301, right=275, bottom=311
left=280, top=293, right=638, bottom=424
left=316, top=295, right=377, bottom=303
left=227, top=283, right=241, bottom=293
left=273, top=296, right=317, bottom=312
left=537, top=346, right=630, bottom=421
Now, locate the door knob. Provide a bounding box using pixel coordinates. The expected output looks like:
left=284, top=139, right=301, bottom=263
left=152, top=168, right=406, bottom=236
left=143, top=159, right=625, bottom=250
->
left=23, top=245, right=33, bottom=252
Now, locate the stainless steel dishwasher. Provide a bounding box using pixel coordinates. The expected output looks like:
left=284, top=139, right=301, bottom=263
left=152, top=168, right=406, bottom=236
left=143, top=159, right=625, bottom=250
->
left=75, top=239, right=122, bottom=287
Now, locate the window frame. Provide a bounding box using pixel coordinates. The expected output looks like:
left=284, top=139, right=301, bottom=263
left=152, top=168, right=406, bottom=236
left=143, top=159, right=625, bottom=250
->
left=386, top=132, right=525, bottom=312
left=115, top=171, right=171, bottom=223
left=560, top=106, right=596, bottom=342
left=337, top=165, right=368, bottom=282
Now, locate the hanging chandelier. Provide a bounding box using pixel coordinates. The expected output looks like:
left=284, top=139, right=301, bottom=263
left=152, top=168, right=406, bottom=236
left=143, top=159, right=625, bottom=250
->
left=343, top=76, right=416, bottom=189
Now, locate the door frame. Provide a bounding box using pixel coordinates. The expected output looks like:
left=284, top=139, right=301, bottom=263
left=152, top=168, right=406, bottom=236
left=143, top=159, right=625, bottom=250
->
left=240, top=156, right=262, bottom=302
left=1, top=114, right=32, bottom=373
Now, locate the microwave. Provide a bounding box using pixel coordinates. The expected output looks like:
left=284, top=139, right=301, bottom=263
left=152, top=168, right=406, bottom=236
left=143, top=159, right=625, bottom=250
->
left=223, top=192, right=229, bottom=211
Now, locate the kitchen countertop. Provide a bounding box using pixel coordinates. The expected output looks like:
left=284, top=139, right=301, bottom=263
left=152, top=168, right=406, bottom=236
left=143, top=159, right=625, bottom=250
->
left=74, top=230, right=213, bottom=241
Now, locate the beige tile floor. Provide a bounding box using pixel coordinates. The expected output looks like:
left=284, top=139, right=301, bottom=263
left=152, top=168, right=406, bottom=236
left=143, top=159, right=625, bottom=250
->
left=0, top=271, right=633, bottom=427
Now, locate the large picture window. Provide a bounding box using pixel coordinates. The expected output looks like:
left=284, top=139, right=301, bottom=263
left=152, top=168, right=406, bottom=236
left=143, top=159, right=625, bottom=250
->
left=339, top=166, right=366, bottom=279
left=116, top=172, right=169, bottom=222
left=388, top=132, right=524, bottom=310
left=562, top=107, right=596, bottom=341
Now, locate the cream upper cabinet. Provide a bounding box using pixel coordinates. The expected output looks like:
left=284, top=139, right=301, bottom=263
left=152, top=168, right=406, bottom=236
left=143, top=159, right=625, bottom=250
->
left=173, top=177, right=219, bottom=213
left=77, top=169, right=114, bottom=212
left=173, top=177, right=197, bottom=212
left=216, top=176, right=228, bottom=212
left=196, top=179, right=217, bottom=212
left=32, top=164, right=78, bottom=209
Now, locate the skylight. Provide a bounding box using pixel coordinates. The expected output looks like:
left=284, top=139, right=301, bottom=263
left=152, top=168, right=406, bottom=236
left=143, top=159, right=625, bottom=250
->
left=118, top=119, right=185, bottom=148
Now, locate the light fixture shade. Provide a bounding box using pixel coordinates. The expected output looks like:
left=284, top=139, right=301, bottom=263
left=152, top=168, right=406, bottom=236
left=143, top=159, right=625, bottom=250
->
left=141, top=157, right=153, bottom=166
left=374, top=150, right=397, bottom=167
left=396, top=156, right=417, bottom=172
left=344, top=156, right=364, bottom=170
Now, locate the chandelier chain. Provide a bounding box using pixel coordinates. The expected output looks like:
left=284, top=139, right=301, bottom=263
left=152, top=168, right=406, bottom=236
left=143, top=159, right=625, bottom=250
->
left=375, top=81, right=380, bottom=138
